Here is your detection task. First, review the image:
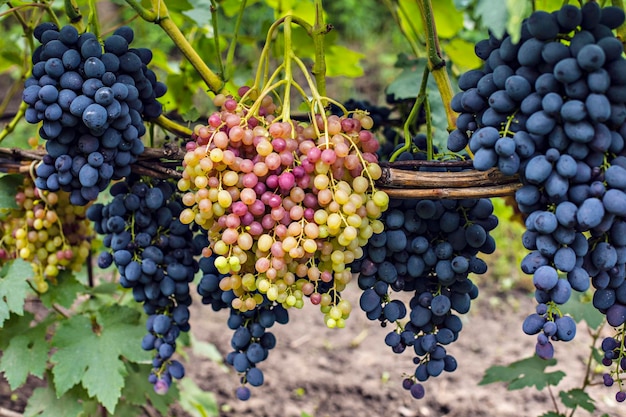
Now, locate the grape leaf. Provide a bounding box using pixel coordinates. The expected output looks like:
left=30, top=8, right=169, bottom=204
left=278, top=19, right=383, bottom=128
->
left=559, top=388, right=595, bottom=413
left=39, top=271, right=85, bottom=309
left=506, top=0, right=532, bottom=44
left=24, top=383, right=84, bottom=417
left=0, top=259, right=33, bottom=326
left=179, top=377, right=220, bottom=417
left=0, top=318, right=50, bottom=389
left=560, top=292, right=605, bottom=330
left=475, top=0, right=508, bottom=39
left=443, top=38, right=483, bottom=71
left=539, top=412, right=566, bottom=417
left=479, top=355, right=565, bottom=390
left=0, top=174, right=22, bottom=210
left=51, top=305, right=150, bottom=413
left=122, top=363, right=180, bottom=416
left=325, top=45, right=365, bottom=78
left=182, top=0, right=213, bottom=26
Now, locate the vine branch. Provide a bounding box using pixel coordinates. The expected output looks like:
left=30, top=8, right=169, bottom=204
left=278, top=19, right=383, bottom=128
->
left=125, top=0, right=224, bottom=93
left=416, top=0, right=457, bottom=131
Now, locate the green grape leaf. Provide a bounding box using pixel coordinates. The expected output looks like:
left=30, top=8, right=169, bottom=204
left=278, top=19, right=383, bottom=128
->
left=506, top=0, right=532, bottom=44
left=559, top=388, right=595, bottom=413
left=560, top=291, right=605, bottom=330
left=0, top=318, right=50, bottom=389
left=479, top=355, right=565, bottom=390
left=534, top=0, right=563, bottom=12
left=0, top=312, right=34, bottom=349
left=476, top=0, right=508, bottom=40
left=0, top=259, right=33, bottom=326
left=179, top=377, right=220, bottom=417
left=183, top=0, right=213, bottom=26
left=385, top=56, right=428, bottom=101
left=51, top=305, right=151, bottom=413
left=0, top=174, right=22, bottom=210
left=24, top=383, right=85, bottom=417
left=443, top=38, right=483, bottom=71
left=398, top=0, right=463, bottom=39
left=539, top=412, right=566, bottom=417
left=39, top=271, right=85, bottom=309
left=325, top=45, right=365, bottom=78
left=122, top=363, right=180, bottom=415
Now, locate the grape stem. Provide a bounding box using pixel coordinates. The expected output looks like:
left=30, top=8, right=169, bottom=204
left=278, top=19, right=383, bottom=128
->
left=0, top=102, right=27, bottom=144
left=389, top=65, right=430, bottom=163
left=223, top=0, right=248, bottom=82
left=209, top=0, right=225, bottom=79
left=383, top=0, right=423, bottom=58
left=124, top=0, right=225, bottom=93
left=416, top=0, right=458, bottom=132
left=311, top=0, right=331, bottom=99
left=64, top=0, right=83, bottom=26
left=154, top=114, right=193, bottom=138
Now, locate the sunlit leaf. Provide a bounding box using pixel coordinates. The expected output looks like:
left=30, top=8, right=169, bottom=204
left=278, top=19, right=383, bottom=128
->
left=444, top=38, right=483, bottom=70
left=480, top=355, right=566, bottom=390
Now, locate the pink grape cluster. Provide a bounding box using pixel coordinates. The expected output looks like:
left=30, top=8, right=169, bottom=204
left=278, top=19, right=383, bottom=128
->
left=178, top=92, right=389, bottom=327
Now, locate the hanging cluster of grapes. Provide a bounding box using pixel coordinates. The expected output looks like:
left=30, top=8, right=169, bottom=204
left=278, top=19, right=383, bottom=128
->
left=0, top=176, right=93, bottom=292
left=450, top=1, right=626, bottom=401
left=22, top=23, right=166, bottom=205
left=87, top=176, right=205, bottom=394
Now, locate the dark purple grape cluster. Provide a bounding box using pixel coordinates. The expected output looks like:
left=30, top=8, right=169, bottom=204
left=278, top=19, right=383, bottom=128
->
left=452, top=2, right=626, bottom=378
left=87, top=177, right=202, bottom=394
left=22, top=23, right=167, bottom=205
left=601, top=334, right=626, bottom=402
left=352, top=189, right=496, bottom=399
left=196, top=255, right=288, bottom=401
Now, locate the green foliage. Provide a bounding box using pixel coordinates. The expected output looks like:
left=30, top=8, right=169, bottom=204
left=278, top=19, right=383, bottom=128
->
left=479, top=355, right=566, bottom=390
left=24, top=383, right=86, bottom=417
left=0, top=259, right=32, bottom=326
left=50, top=305, right=150, bottom=413
left=559, top=389, right=595, bottom=413
left=0, top=174, right=21, bottom=212
left=560, top=291, right=605, bottom=330
left=178, top=378, right=220, bottom=417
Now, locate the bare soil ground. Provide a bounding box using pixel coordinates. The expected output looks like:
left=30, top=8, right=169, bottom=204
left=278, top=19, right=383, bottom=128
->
left=187, top=284, right=621, bottom=417
left=1, top=282, right=622, bottom=417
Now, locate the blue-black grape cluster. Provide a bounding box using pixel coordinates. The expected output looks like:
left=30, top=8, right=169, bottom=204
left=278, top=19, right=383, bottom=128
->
left=196, top=255, right=289, bottom=401
left=22, top=23, right=166, bottom=205
left=450, top=2, right=626, bottom=400
left=352, top=186, right=496, bottom=399
left=86, top=176, right=202, bottom=394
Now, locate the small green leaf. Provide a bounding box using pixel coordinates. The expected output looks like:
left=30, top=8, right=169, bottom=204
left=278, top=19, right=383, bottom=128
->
left=559, top=388, right=595, bottom=413
left=560, top=291, right=605, bottom=330
left=24, top=383, right=84, bottom=417
left=444, top=38, right=483, bottom=71
left=479, top=355, right=566, bottom=390
left=325, top=45, right=365, bottom=78
left=0, top=259, right=33, bottom=326
left=538, top=412, right=566, bottom=417
left=0, top=319, right=50, bottom=389
left=39, top=271, right=85, bottom=309
left=0, top=174, right=22, bottom=210
left=179, top=377, right=220, bottom=417
left=183, top=0, right=213, bottom=26
left=506, top=0, right=532, bottom=44
left=476, top=0, right=508, bottom=40
left=385, top=56, right=428, bottom=101
left=122, top=363, right=180, bottom=416
left=51, top=305, right=151, bottom=413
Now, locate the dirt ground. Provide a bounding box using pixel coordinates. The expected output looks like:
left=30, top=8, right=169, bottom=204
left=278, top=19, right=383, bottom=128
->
left=187, top=283, right=621, bottom=417
left=0, top=281, right=622, bottom=417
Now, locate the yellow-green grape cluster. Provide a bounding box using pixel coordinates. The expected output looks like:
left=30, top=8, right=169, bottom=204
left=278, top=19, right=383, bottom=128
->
left=0, top=177, right=92, bottom=292
left=178, top=92, right=389, bottom=327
